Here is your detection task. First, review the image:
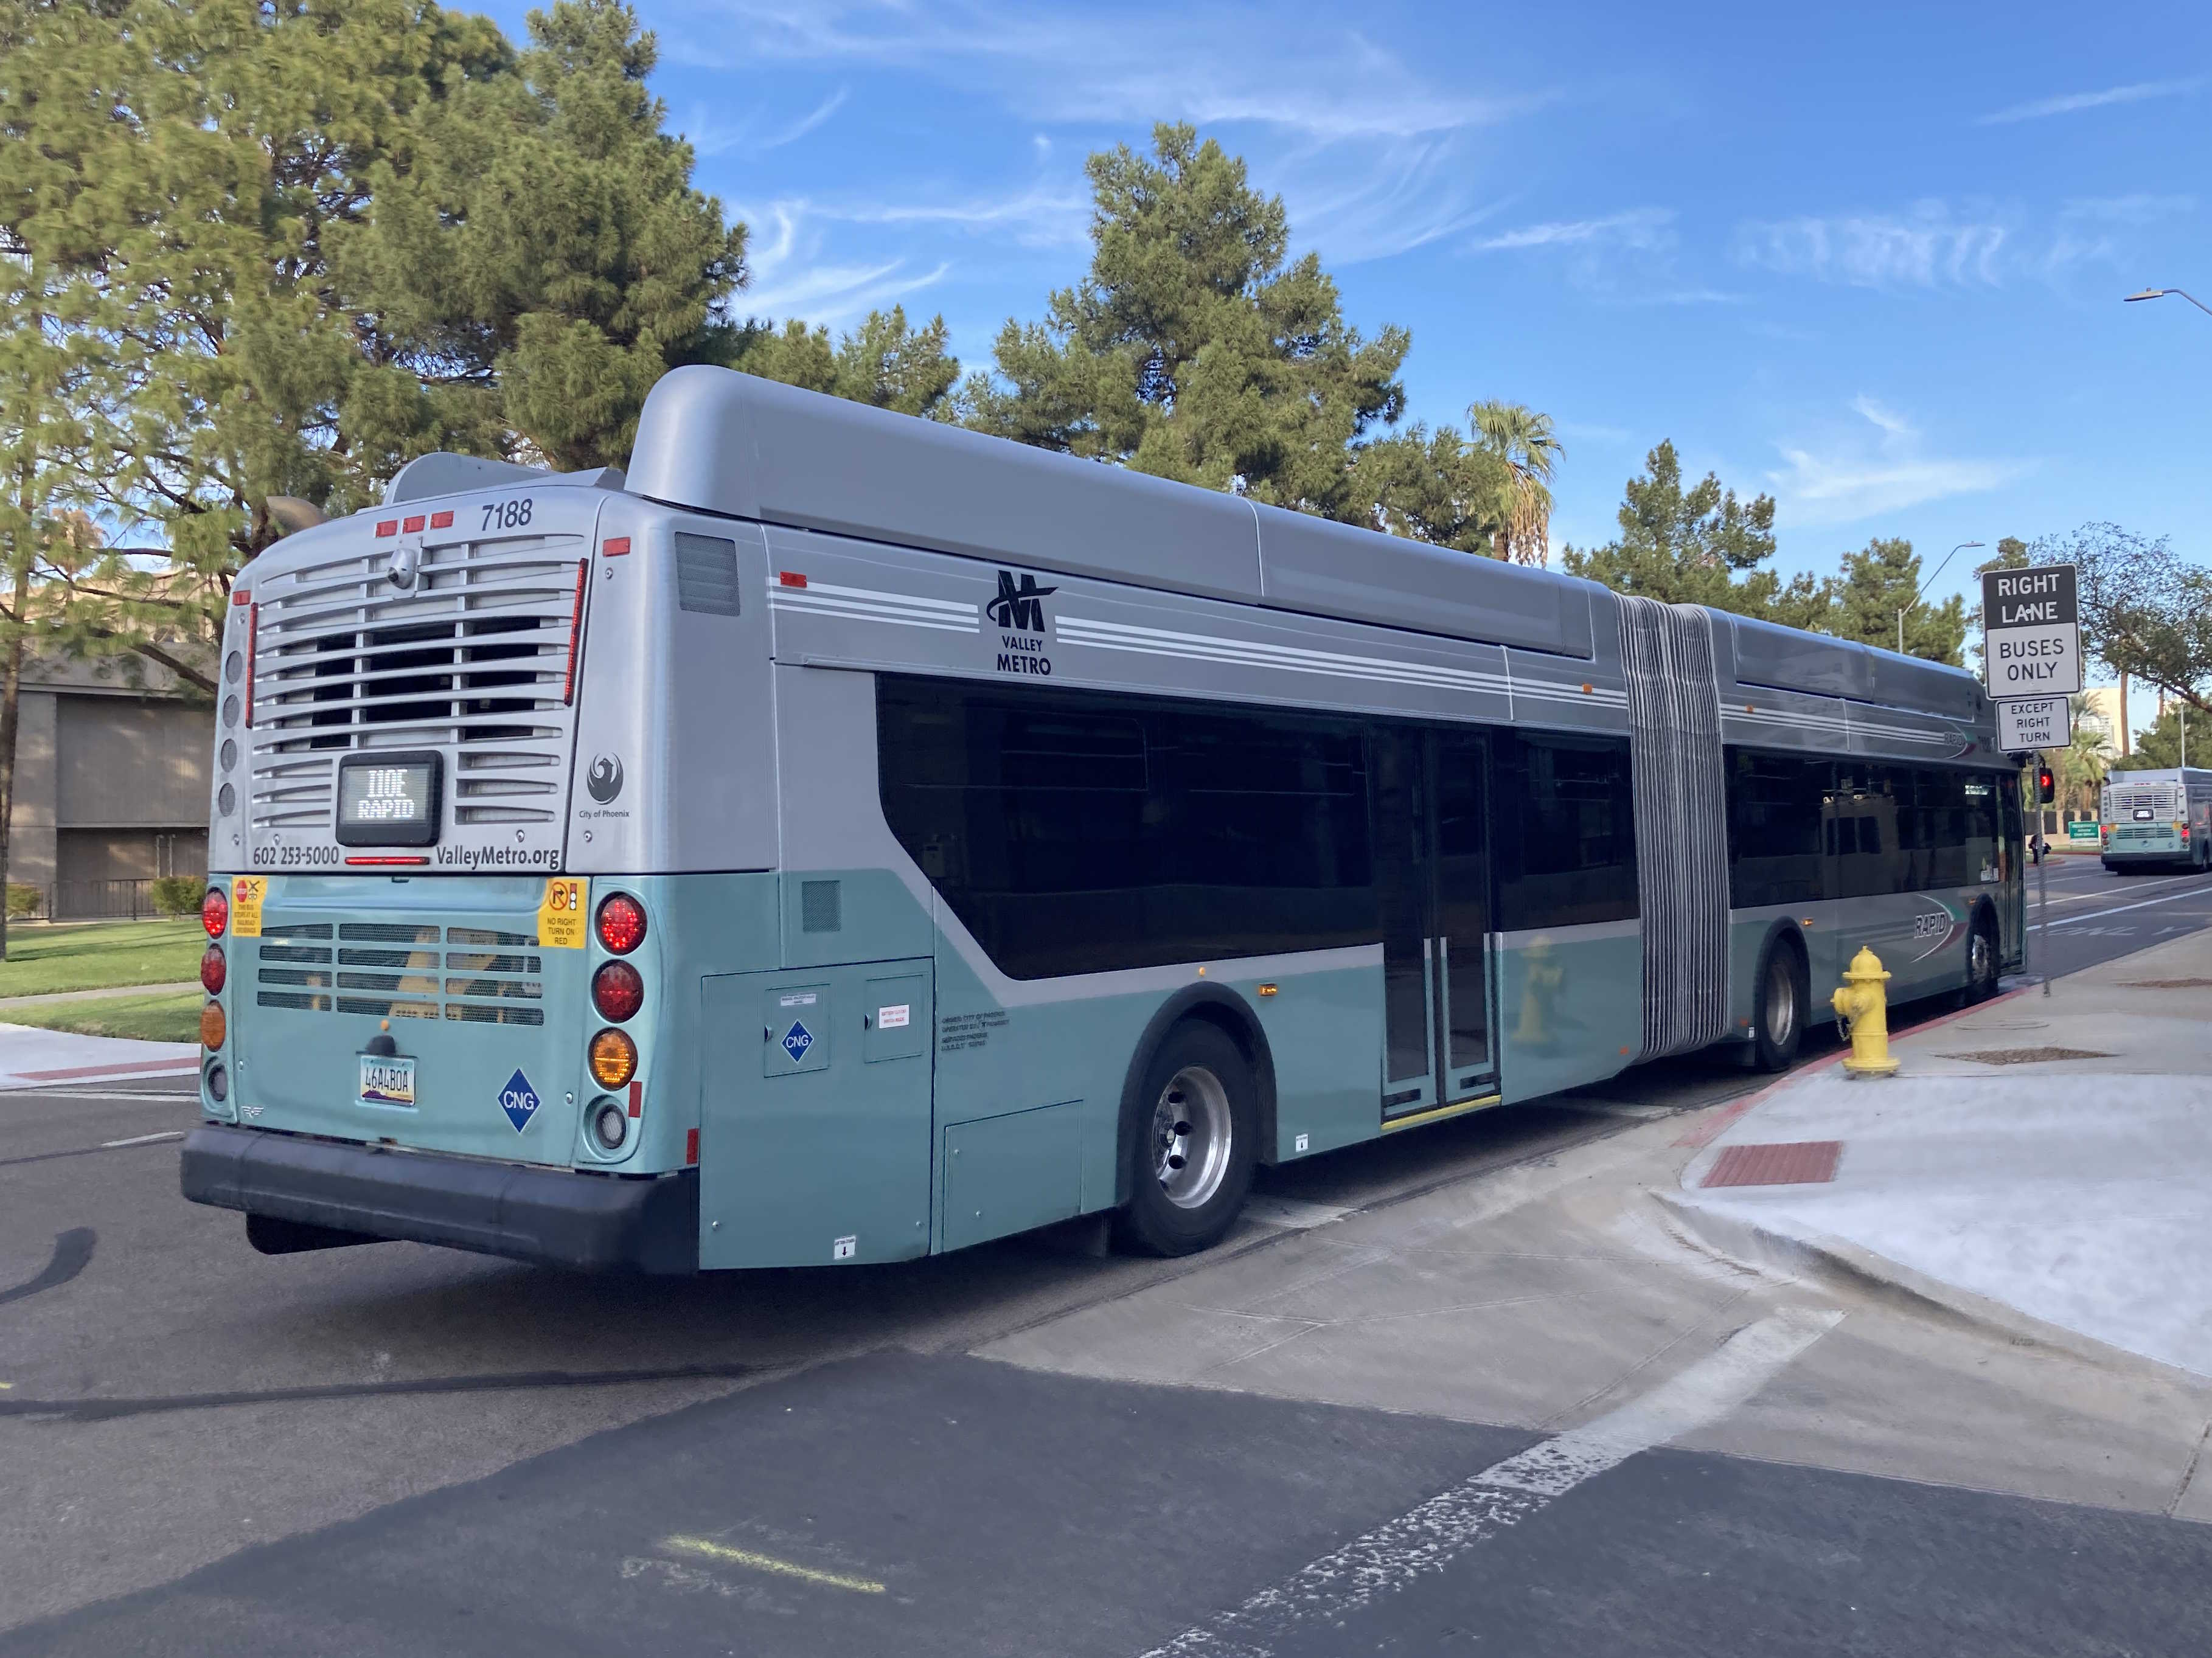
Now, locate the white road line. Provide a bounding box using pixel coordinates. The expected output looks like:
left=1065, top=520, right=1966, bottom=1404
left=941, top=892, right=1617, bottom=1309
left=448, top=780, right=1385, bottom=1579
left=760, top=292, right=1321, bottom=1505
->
left=1137, top=1308, right=1843, bottom=1658
left=2031, top=885, right=2212, bottom=930
left=4, top=1090, right=197, bottom=1103
left=99, top=1131, right=185, bottom=1149
left=2039, top=870, right=2211, bottom=907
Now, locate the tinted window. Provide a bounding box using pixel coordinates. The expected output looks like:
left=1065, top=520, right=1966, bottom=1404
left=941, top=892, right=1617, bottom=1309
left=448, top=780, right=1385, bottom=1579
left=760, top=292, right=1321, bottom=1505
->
left=1827, top=766, right=1905, bottom=900
left=877, top=678, right=1376, bottom=979
left=1725, top=749, right=1826, bottom=909
left=1494, top=732, right=1637, bottom=929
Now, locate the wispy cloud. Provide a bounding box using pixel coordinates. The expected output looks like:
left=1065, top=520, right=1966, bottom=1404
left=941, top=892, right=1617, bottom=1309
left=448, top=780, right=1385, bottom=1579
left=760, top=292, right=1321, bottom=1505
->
left=739, top=203, right=954, bottom=325
left=1976, top=77, right=2202, bottom=125
left=760, top=86, right=849, bottom=150
left=1475, top=208, right=1672, bottom=252
left=1470, top=207, right=1741, bottom=303
left=672, top=2, right=1543, bottom=143
left=683, top=86, right=849, bottom=157
left=2060, top=192, right=2197, bottom=224
left=1734, top=203, right=2009, bottom=288
left=1768, top=398, right=2031, bottom=527
left=738, top=186, right=1090, bottom=253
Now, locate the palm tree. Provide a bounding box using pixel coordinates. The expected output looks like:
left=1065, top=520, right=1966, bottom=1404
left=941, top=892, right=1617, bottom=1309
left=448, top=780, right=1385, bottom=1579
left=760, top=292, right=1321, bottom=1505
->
left=1468, top=401, right=1562, bottom=566
left=2057, top=695, right=2115, bottom=819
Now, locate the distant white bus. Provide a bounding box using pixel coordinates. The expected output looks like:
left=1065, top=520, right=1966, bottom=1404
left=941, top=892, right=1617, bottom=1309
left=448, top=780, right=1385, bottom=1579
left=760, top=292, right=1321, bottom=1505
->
left=2101, top=768, right=2212, bottom=872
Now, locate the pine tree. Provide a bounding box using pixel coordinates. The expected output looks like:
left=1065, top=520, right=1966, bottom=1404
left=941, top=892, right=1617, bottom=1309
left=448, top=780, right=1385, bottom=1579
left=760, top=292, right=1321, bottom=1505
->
left=1560, top=440, right=1818, bottom=621
left=965, top=124, right=1408, bottom=522
left=336, top=0, right=750, bottom=473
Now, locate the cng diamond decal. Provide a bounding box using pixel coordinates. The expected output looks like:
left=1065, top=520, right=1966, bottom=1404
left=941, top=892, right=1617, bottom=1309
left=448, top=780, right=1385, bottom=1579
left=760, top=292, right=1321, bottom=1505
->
left=499, top=1068, right=541, bottom=1133
left=780, top=1021, right=815, bottom=1064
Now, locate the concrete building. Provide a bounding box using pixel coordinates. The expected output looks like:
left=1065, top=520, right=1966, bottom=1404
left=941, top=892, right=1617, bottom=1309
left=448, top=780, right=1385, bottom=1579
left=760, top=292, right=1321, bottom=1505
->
left=11, top=653, right=210, bottom=898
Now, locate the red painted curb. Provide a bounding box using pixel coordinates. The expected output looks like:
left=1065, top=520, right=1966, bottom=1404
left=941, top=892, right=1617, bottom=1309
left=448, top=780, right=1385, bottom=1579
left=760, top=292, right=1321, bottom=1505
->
left=10, top=1056, right=200, bottom=1082
left=1672, top=983, right=2034, bottom=1150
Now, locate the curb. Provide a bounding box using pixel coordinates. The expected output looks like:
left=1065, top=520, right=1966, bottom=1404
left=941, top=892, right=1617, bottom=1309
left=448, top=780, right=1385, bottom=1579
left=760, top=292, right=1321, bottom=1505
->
left=1655, top=1188, right=2208, bottom=1386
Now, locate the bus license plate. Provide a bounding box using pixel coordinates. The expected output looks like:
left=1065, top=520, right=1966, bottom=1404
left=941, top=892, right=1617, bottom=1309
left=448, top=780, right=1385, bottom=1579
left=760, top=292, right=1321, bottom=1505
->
left=358, top=1055, right=417, bottom=1107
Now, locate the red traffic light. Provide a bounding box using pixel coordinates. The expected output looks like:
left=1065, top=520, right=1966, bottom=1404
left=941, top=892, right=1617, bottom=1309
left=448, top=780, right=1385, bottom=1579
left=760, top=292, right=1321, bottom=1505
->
left=2036, top=766, right=2056, bottom=803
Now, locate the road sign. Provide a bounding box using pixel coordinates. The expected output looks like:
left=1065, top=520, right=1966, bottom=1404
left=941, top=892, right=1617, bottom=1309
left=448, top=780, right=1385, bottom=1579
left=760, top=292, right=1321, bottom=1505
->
left=1995, top=694, right=2073, bottom=751
left=1981, top=563, right=2081, bottom=697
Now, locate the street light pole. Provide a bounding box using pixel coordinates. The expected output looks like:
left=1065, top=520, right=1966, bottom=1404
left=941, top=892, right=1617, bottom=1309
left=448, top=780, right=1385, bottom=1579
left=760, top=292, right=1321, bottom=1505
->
left=1898, top=540, right=1984, bottom=656
left=2125, top=287, right=2212, bottom=317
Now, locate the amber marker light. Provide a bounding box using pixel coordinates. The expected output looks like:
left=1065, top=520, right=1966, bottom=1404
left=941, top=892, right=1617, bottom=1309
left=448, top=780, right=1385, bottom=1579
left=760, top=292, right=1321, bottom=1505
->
left=200, top=1001, right=227, bottom=1050
left=589, top=1028, right=638, bottom=1089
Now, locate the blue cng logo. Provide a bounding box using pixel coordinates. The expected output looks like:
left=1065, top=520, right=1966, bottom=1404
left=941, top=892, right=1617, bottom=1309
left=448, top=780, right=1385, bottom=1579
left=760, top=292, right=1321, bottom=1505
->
left=781, top=1021, right=815, bottom=1064
left=499, top=1068, right=540, bottom=1133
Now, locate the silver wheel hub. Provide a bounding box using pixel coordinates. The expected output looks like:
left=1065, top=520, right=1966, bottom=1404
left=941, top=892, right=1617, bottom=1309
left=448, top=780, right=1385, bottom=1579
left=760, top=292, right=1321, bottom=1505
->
left=1152, top=1064, right=1233, bottom=1210
left=1764, top=957, right=1796, bottom=1046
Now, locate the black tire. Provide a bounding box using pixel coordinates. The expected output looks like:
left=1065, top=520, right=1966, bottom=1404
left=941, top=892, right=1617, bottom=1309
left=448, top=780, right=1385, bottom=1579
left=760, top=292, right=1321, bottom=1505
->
left=1750, top=934, right=1807, bottom=1074
left=1113, top=1021, right=1256, bottom=1258
left=1961, top=907, right=2001, bottom=1005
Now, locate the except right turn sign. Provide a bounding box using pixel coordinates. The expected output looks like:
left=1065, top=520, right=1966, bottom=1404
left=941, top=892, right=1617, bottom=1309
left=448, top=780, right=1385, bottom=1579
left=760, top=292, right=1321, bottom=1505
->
left=1981, top=563, right=2081, bottom=698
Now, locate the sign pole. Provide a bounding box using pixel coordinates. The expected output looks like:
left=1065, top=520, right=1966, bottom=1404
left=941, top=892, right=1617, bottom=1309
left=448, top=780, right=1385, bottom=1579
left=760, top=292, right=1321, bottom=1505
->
left=2038, top=817, right=2050, bottom=997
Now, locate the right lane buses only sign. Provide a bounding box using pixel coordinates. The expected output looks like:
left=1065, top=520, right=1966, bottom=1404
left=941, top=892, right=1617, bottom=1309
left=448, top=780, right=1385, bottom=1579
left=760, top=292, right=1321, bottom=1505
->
left=1981, top=563, right=2081, bottom=698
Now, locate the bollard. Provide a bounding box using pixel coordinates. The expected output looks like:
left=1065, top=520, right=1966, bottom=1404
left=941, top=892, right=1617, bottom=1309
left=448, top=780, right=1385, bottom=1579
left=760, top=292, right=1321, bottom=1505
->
left=1829, top=945, right=1900, bottom=1077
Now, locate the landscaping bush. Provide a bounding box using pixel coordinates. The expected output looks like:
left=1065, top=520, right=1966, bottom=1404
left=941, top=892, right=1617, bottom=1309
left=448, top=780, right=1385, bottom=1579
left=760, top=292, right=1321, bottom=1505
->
left=7, top=883, right=41, bottom=920
left=150, top=876, right=206, bottom=919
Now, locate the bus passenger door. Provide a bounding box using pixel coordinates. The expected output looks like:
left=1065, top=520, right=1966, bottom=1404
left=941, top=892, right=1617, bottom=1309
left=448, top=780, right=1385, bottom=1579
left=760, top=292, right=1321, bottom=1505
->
left=1372, top=727, right=1497, bottom=1126
left=696, top=960, right=934, bottom=1268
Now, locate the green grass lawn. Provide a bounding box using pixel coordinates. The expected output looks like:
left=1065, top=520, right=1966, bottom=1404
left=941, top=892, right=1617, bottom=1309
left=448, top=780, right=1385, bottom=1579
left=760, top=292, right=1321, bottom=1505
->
left=0, top=918, right=206, bottom=997
left=0, top=987, right=202, bottom=1043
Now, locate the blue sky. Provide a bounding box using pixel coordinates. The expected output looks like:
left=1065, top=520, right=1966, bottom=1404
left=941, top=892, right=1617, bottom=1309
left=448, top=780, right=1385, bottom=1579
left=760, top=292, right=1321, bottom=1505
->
left=490, top=0, right=2211, bottom=619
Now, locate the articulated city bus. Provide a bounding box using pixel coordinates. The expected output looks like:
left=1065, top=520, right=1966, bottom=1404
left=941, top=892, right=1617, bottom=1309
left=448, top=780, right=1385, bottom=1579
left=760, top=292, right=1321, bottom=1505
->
left=181, top=369, right=2024, bottom=1272
left=2101, top=768, right=2212, bottom=871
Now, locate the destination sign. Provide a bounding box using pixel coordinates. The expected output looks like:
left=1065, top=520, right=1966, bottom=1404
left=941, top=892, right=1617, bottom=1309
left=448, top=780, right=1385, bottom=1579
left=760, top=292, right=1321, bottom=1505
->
left=1981, top=563, right=2081, bottom=698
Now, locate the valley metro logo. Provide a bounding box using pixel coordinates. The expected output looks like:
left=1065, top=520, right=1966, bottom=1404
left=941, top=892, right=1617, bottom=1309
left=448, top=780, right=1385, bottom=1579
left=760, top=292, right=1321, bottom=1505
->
left=987, top=571, right=1057, bottom=631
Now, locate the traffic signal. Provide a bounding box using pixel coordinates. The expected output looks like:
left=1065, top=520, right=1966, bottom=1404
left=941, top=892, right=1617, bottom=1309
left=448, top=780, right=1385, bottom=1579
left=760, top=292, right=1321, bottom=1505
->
left=2036, top=764, right=2056, bottom=803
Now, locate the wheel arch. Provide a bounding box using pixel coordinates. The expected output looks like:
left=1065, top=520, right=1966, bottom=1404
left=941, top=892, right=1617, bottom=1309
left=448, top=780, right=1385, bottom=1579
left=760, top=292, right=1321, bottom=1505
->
left=1115, top=985, right=1278, bottom=1205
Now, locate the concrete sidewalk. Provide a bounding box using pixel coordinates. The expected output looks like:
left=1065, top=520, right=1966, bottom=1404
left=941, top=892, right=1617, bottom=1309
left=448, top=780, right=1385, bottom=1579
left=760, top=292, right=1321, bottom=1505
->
left=0, top=1021, right=199, bottom=1090
left=1671, top=929, right=2212, bottom=1378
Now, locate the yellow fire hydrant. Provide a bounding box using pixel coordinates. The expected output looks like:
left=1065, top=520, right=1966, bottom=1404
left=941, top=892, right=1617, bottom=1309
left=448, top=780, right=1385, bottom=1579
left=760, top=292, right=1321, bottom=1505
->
left=1831, top=945, right=1899, bottom=1077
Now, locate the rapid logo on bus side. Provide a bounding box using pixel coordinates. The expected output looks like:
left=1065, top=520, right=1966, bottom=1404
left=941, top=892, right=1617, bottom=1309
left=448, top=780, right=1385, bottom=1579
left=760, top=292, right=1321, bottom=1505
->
left=989, top=570, right=1056, bottom=677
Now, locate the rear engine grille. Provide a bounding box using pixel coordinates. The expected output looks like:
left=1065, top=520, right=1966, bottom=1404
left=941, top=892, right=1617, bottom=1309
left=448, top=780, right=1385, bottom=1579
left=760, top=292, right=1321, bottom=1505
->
left=247, top=532, right=585, bottom=834
left=254, top=919, right=545, bottom=1025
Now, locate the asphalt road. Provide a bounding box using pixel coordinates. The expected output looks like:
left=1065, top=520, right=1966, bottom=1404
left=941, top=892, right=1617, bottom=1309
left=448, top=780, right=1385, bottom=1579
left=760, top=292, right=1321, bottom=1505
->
left=5, top=872, right=2211, bottom=1657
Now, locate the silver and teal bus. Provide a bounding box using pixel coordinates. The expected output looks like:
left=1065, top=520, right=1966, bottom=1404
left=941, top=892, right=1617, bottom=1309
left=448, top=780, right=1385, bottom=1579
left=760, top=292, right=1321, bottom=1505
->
left=2101, top=768, right=2212, bottom=871
left=182, top=369, right=2024, bottom=1271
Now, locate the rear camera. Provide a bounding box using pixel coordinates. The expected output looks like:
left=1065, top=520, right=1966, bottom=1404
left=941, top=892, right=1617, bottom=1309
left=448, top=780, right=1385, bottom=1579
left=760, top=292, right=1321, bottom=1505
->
left=590, top=1098, right=628, bottom=1152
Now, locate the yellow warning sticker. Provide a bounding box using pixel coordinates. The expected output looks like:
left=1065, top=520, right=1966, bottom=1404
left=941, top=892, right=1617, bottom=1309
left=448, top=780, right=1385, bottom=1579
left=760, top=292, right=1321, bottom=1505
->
left=231, top=875, right=266, bottom=938
left=538, top=876, right=588, bottom=949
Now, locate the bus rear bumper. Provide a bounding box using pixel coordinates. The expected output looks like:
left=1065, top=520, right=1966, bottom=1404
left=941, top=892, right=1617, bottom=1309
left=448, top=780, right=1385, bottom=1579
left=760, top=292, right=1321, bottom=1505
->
left=180, top=1125, right=699, bottom=1274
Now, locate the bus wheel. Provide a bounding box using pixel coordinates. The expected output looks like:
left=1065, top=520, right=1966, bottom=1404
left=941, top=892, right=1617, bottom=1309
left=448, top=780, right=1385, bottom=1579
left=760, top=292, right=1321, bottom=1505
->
left=1963, top=910, right=2000, bottom=1005
left=1115, top=1022, right=1256, bottom=1257
left=1751, top=936, right=1806, bottom=1074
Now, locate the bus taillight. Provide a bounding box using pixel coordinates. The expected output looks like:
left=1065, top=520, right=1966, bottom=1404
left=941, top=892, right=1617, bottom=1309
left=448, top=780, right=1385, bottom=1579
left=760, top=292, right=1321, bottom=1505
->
left=588, top=1028, right=638, bottom=1089
left=595, top=893, right=646, bottom=954
left=202, top=886, right=229, bottom=938
left=592, top=960, right=643, bottom=1022
left=200, top=945, right=226, bottom=994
